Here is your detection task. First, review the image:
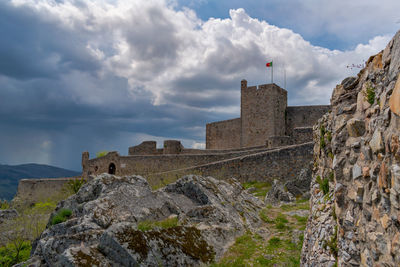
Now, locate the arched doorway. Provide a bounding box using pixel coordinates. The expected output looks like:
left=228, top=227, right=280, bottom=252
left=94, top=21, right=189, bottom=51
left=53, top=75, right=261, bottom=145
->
left=108, top=163, right=116, bottom=175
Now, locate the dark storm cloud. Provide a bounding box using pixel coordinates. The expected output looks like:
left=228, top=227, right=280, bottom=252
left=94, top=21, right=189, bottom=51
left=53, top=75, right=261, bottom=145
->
left=0, top=1, right=389, bottom=170
left=0, top=2, right=101, bottom=80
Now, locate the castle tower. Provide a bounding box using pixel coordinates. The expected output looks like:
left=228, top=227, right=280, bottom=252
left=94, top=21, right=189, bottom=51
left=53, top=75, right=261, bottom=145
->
left=240, top=80, right=287, bottom=147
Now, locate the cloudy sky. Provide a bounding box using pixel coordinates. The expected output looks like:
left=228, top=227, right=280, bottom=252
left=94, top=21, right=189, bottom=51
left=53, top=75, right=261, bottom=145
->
left=0, top=0, right=399, bottom=171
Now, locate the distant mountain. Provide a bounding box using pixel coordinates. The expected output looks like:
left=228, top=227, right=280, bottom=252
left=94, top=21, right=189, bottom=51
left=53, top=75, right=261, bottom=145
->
left=0, top=163, right=80, bottom=201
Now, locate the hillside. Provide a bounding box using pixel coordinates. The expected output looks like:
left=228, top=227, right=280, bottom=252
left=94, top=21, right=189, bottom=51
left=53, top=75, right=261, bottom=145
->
left=0, top=163, right=80, bottom=201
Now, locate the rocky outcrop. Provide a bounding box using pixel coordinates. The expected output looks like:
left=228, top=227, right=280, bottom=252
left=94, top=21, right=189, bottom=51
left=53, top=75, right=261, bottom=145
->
left=301, top=30, right=400, bottom=266
left=20, top=174, right=263, bottom=266
left=264, top=164, right=312, bottom=205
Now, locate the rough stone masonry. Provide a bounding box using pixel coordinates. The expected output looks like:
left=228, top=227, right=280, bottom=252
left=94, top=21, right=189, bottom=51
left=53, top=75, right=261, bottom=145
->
left=301, top=29, right=400, bottom=266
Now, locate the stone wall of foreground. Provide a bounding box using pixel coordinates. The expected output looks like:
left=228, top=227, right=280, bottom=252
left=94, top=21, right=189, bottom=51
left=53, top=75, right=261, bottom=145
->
left=301, top=30, right=400, bottom=266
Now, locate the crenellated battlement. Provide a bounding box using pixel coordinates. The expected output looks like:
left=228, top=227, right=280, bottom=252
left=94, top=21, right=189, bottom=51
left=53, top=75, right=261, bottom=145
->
left=208, top=79, right=330, bottom=149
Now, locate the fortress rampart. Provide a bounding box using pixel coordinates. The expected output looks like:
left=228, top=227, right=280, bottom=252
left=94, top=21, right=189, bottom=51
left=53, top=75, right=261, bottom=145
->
left=82, top=141, right=274, bottom=178
left=15, top=79, right=330, bottom=204
left=14, top=176, right=80, bottom=205
left=147, top=142, right=313, bottom=188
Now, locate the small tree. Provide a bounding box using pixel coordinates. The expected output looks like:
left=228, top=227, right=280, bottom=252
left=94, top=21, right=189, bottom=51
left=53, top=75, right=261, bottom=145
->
left=0, top=215, right=31, bottom=264
left=66, top=177, right=87, bottom=194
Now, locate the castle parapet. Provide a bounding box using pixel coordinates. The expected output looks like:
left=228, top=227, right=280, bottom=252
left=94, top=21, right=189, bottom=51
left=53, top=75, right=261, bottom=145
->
left=163, top=140, right=183, bottom=154
left=129, top=141, right=158, bottom=155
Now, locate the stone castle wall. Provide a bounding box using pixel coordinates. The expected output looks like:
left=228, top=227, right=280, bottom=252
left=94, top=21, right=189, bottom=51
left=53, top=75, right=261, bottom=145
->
left=14, top=176, right=80, bottom=204
left=285, top=105, right=331, bottom=136
left=147, top=142, right=313, bottom=188
left=241, top=81, right=287, bottom=147
left=302, top=31, right=400, bottom=266
left=206, top=118, right=241, bottom=149
left=82, top=147, right=273, bottom=178
left=206, top=80, right=330, bottom=150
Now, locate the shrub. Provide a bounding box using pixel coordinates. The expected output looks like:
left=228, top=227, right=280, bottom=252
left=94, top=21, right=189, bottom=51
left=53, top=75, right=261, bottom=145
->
left=320, top=136, right=326, bottom=149
left=326, top=131, right=332, bottom=142
left=51, top=208, right=72, bottom=225
left=320, top=126, right=326, bottom=137
left=0, top=241, right=31, bottom=266
left=366, top=84, right=375, bottom=105
left=320, top=126, right=327, bottom=149
left=0, top=200, right=10, bottom=210
left=316, top=176, right=329, bottom=195
left=96, top=151, right=108, bottom=158
left=66, top=177, right=86, bottom=194
left=324, top=226, right=338, bottom=257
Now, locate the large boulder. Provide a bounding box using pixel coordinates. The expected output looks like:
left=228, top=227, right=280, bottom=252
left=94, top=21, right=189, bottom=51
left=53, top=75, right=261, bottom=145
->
left=284, top=164, right=312, bottom=198
left=264, top=165, right=312, bottom=206
left=264, top=179, right=295, bottom=206
left=20, top=174, right=263, bottom=266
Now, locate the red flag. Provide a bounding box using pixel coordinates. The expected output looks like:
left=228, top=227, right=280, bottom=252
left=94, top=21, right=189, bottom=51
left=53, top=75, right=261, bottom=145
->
left=266, top=61, right=273, bottom=67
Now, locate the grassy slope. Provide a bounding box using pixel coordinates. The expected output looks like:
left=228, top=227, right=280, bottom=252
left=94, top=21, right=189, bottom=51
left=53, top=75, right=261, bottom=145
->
left=211, top=182, right=309, bottom=267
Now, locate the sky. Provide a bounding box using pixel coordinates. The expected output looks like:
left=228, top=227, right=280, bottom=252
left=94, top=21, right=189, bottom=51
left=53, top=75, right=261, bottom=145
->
left=0, top=0, right=399, bottom=171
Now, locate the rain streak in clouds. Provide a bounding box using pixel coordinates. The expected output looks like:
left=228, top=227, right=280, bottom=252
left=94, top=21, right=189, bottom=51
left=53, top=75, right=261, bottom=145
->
left=0, top=0, right=394, bottom=169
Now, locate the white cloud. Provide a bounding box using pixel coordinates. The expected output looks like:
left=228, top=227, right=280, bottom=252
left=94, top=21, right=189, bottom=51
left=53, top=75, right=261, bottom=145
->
left=8, top=0, right=390, bottom=108
left=0, top=0, right=395, bottom=168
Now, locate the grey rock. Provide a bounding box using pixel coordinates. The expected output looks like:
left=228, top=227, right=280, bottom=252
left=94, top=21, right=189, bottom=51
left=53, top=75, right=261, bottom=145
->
left=20, top=174, right=264, bottom=266
left=341, top=77, right=358, bottom=90
left=369, top=129, right=384, bottom=153
left=389, top=31, right=400, bottom=81
left=352, top=164, right=362, bottom=180
left=264, top=179, right=295, bottom=205
left=346, top=118, right=365, bottom=137
left=284, top=165, right=312, bottom=197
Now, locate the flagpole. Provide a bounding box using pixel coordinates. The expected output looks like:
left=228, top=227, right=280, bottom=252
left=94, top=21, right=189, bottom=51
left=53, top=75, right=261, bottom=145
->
left=271, top=61, right=273, bottom=84
left=284, top=68, right=286, bottom=89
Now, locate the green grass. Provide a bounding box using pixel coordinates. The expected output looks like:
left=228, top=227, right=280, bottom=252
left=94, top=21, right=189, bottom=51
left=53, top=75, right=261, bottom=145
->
left=268, top=237, right=281, bottom=247
left=242, top=181, right=271, bottom=198
left=316, top=176, right=329, bottom=195
left=259, top=209, right=274, bottom=224
left=137, top=216, right=179, bottom=231
left=211, top=200, right=310, bottom=266
left=0, top=241, right=31, bottom=267
left=326, top=131, right=332, bottom=142
left=280, top=201, right=309, bottom=212
left=210, top=231, right=259, bottom=266
left=275, top=214, right=289, bottom=230
left=51, top=208, right=72, bottom=225
left=366, top=84, right=375, bottom=105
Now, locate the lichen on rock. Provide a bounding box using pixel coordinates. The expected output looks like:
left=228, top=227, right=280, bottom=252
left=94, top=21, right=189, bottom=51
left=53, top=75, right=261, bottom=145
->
left=19, top=174, right=264, bottom=266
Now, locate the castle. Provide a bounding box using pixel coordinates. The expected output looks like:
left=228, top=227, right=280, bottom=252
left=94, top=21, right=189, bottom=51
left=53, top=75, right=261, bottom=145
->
left=206, top=80, right=330, bottom=149
left=80, top=80, right=329, bottom=181
left=17, top=80, right=330, bottom=202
